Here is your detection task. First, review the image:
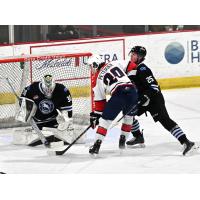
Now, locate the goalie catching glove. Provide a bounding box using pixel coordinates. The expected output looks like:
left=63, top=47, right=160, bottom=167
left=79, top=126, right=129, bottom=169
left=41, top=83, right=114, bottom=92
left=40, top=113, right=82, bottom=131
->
left=56, top=109, right=74, bottom=131
left=90, top=112, right=102, bottom=129
left=55, top=109, right=74, bottom=143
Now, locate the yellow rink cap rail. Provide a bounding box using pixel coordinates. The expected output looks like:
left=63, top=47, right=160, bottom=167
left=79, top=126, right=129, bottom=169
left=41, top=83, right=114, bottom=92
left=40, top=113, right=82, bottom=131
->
left=0, top=85, right=91, bottom=105
left=0, top=93, right=16, bottom=105
left=1, top=76, right=200, bottom=105
left=158, top=76, right=200, bottom=90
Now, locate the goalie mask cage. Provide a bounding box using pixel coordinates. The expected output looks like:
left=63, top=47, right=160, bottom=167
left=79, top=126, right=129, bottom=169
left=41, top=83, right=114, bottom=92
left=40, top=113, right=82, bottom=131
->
left=0, top=52, right=93, bottom=128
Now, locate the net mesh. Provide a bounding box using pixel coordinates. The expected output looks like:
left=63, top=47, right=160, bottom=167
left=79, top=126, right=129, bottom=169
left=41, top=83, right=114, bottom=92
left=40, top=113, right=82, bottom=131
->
left=0, top=53, right=92, bottom=128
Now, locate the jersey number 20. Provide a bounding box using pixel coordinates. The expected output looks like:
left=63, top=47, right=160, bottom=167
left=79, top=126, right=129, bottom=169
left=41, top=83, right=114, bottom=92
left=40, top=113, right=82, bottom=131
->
left=103, top=67, right=125, bottom=86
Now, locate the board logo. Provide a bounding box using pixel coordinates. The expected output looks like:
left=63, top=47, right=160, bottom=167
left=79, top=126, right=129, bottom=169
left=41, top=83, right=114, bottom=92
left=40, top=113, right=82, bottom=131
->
left=164, top=42, right=185, bottom=64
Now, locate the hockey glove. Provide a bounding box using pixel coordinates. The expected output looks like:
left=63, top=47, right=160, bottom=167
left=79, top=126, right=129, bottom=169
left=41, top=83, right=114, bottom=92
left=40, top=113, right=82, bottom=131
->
left=138, top=95, right=150, bottom=107
left=56, top=110, right=74, bottom=132
left=90, top=112, right=102, bottom=129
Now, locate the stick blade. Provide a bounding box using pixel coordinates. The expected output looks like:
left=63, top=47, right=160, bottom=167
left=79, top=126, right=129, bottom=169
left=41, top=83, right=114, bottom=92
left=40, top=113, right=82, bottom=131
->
left=47, top=145, right=68, bottom=156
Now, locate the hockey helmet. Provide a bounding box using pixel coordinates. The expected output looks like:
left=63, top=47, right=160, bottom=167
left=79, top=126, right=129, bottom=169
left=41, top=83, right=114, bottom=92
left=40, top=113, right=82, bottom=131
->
left=129, top=46, right=147, bottom=58
left=41, top=74, right=55, bottom=98
left=87, top=54, right=103, bottom=72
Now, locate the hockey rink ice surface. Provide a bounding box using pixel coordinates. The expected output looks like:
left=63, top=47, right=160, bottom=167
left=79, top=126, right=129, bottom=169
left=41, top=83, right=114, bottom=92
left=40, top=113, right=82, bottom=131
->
left=0, top=87, right=200, bottom=174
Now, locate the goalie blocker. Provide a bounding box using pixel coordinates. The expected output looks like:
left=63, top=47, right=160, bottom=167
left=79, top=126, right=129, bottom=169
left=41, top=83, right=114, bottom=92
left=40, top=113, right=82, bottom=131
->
left=15, top=97, right=37, bottom=123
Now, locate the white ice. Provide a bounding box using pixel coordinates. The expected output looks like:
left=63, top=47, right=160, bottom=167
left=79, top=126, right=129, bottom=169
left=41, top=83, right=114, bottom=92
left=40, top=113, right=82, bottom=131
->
left=0, top=88, right=200, bottom=174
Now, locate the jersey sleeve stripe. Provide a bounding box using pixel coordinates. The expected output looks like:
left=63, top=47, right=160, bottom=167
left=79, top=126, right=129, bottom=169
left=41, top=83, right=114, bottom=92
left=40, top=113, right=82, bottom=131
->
left=60, top=106, right=72, bottom=111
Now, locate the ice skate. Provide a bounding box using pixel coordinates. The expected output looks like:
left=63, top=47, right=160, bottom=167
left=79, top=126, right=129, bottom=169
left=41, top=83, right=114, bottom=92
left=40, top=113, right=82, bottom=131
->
left=89, top=139, right=102, bottom=155
left=126, top=135, right=145, bottom=148
left=119, top=135, right=126, bottom=149
left=183, top=140, right=196, bottom=155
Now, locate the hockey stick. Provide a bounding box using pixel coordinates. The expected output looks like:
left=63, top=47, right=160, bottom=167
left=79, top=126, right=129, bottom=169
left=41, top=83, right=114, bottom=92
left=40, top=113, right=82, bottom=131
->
left=48, top=103, right=137, bottom=155
left=47, top=124, right=92, bottom=156
left=109, top=104, right=138, bottom=129
left=5, top=77, right=50, bottom=147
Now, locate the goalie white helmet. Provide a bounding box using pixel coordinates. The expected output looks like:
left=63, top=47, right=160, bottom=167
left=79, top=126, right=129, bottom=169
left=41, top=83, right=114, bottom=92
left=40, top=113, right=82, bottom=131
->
left=87, top=54, right=104, bottom=72
left=41, top=74, right=55, bottom=98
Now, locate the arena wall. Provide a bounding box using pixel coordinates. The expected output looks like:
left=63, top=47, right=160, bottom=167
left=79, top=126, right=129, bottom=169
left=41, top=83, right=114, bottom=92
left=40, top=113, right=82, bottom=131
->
left=1, top=31, right=200, bottom=89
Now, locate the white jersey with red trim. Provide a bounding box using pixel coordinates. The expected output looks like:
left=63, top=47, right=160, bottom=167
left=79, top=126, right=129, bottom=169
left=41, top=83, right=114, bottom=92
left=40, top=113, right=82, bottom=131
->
left=93, top=60, right=136, bottom=113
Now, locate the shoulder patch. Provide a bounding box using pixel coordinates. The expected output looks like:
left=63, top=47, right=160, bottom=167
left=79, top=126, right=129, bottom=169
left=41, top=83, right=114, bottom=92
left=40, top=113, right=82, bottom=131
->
left=64, top=87, right=68, bottom=93
left=138, top=63, right=148, bottom=71
left=139, top=66, right=147, bottom=71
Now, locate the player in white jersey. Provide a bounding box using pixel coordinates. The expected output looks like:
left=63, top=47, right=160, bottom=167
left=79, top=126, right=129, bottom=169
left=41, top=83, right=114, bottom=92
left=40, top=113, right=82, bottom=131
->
left=88, top=55, right=138, bottom=155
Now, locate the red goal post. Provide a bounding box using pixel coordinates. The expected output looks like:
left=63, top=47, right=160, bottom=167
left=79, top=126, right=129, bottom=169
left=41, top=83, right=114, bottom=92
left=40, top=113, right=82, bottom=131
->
left=0, top=52, right=93, bottom=128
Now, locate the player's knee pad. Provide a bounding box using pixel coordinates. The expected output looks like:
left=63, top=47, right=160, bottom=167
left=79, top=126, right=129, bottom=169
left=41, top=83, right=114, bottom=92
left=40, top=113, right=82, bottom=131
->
left=123, top=115, right=134, bottom=125
left=99, top=118, right=112, bottom=129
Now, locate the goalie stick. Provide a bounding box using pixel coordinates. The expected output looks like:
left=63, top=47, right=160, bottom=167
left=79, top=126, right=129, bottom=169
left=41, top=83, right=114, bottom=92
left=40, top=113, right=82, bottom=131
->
left=47, top=124, right=92, bottom=156
left=5, top=77, right=50, bottom=147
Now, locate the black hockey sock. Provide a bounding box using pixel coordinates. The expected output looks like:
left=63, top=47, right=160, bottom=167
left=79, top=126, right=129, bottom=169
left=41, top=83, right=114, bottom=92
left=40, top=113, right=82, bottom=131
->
left=170, top=125, right=186, bottom=145
left=131, top=119, right=142, bottom=138
left=132, top=130, right=143, bottom=138
left=178, top=134, right=189, bottom=145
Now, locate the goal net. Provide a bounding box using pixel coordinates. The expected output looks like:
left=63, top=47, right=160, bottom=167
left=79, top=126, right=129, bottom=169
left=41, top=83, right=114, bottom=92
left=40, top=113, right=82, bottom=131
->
left=0, top=52, right=93, bottom=129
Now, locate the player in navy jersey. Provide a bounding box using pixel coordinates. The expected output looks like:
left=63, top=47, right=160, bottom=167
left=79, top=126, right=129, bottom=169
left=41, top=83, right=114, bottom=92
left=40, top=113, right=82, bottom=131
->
left=14, top=74, right=74, bottom=146
left=126, top=46, right=196, bottom=155
left=21, top=74, right=73, bottom=130
left=88, top=55, right=138, bottom=155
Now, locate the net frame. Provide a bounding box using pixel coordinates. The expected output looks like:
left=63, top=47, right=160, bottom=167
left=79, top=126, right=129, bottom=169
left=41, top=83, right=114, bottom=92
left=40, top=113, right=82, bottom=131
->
left=0, top=52, right=93, bottom=128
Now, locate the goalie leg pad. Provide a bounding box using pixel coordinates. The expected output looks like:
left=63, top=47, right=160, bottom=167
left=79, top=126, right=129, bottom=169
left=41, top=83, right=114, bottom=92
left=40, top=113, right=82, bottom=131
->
left=50, top=141, right=64, bottom=148
left=54, top=129, right=74, bottom=144
left=12, top=128, right=39, bottom=145
left=12, top=127, right=56, bottom=146
left=72, top=126, right=86, bottom=144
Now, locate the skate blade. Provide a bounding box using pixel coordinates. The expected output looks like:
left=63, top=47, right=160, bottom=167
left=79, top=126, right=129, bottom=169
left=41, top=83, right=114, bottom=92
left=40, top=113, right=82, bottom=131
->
left=89, top=153, right=99, bottom=159
left=119, top=148, right=125, bottom=155
left=127, top=143, right=145, bottom=149
left=183, top=144, right=200, bottom=156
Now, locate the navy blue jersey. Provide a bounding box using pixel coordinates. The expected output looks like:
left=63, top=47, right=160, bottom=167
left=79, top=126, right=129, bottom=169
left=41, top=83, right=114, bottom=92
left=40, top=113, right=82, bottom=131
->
left=21, top=82, right=72, bottom=122
left=129, top=63, right=161, bottom=99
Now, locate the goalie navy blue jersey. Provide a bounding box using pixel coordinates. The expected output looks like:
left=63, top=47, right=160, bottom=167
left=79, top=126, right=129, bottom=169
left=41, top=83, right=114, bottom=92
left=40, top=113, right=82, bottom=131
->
left=128, top=63, right=161, bottom=99
left=21, top=82, right=72, bottom=123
